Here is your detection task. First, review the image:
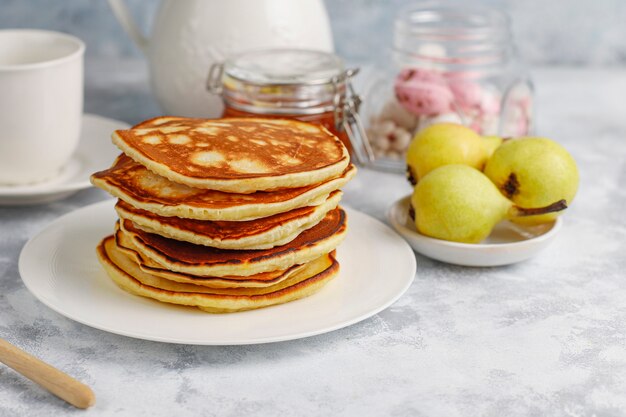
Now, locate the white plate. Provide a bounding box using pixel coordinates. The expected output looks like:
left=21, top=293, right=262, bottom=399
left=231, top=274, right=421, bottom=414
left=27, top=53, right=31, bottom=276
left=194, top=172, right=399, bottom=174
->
left=0, top=114, right=129, bottom=205
left=18, top=200, right=416, bottom=345
left=388, top=195, right=562, bottom=267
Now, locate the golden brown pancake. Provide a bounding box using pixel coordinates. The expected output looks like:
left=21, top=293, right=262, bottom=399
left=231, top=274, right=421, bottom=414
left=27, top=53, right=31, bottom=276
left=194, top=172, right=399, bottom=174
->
left=91, top=154, right=356, bottom=221
left=114, top=190, right=342, bottom=250
left=114, top=228, right=311, bottom=289
left=97, top=236, right=339, bottom=313
left=111, top=117, right=350, bottom=193
left=118, top=207, right=347, bottom=277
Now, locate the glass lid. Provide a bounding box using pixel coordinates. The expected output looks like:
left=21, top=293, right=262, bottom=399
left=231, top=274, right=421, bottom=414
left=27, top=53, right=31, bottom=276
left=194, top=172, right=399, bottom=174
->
left=223, top=49, right=345, bottom=86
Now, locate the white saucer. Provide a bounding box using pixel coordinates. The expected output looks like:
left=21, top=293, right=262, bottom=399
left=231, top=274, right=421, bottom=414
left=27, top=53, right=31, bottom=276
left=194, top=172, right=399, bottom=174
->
left=387, top=195, right=562, bottom=267
left=0, top=114, right=129, bottom=205
left=18, top=200, right=416, bottom=345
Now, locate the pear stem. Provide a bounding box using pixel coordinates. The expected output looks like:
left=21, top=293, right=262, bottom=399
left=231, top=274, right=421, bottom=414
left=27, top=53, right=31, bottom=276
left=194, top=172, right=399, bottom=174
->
left=512, top=199, right=568, bottom=217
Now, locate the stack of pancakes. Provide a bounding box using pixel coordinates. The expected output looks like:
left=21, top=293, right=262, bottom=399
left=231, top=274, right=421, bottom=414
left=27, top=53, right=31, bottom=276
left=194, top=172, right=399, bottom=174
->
left=91, top=117, right=356, bottom=313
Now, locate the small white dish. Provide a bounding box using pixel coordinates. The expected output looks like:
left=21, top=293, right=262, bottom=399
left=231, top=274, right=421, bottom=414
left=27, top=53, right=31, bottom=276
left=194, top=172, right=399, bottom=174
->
left=387, top=195, right=562, bottom=267
left=18, top=200, right=416, bottom=345
left=0, top=114, right=129, bottom=205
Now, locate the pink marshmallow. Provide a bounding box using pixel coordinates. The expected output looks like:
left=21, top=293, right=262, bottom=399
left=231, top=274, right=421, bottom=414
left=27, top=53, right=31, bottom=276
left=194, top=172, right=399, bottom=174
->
left=479, top=90, right=501, bottom=115
left=394, top=68, right=454, bottom=116
left=448, top=79, right=484, bottom=110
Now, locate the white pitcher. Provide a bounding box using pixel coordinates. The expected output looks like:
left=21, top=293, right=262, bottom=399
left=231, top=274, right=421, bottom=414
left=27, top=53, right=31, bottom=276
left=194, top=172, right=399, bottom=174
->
left=109, top=0, right=334, bottom=117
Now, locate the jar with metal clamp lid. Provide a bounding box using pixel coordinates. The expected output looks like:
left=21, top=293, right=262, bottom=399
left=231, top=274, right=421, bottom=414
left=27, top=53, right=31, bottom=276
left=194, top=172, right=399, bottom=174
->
left=362, top=4, right=534, bottom=172
left=206, top=49, right=373, bottom=164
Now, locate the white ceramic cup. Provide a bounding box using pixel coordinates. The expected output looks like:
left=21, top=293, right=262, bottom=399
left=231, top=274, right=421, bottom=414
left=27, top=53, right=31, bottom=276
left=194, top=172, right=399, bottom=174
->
left=0, top=30, right=84, bottom=185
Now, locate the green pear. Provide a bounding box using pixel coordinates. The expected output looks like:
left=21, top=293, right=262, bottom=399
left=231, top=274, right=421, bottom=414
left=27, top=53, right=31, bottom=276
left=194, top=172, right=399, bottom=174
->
left=411, top=165, right=567, bottom=243
left=484, top=137, right=579, bottom=225
left=481, top=135, right=504, bottom=159
left=406, top=123, right=487, bottom=185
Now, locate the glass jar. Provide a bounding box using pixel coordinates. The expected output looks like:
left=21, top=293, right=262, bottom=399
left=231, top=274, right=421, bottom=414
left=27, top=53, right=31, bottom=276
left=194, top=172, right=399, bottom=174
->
left=206, top=49, right=373, bottom=164
left=362, top=4, right=534, bottom=172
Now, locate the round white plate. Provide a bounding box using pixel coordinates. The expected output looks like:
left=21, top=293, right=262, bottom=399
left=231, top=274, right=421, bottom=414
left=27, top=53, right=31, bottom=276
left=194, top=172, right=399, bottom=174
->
left=19, top=200, right=416, bottom=345
left=0, top=114, right=129, bottom=205
left=388, top=195, right=562, bottom=267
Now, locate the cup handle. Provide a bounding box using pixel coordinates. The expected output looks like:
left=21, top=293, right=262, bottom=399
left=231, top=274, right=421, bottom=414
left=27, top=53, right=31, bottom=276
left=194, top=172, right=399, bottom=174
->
left=107, top=0, right=149, bottom=54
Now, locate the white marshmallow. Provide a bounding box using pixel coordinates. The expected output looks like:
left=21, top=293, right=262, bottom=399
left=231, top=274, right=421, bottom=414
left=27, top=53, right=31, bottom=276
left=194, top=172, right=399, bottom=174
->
left=417, top=112, right=463, bottom=133
left=373, top=135, right=391, bottom=151
left=373, top=119, right=396, bottom=136
left=379, top=99, right=419, bottom=131
left=391, top=127, right=412, bottom=152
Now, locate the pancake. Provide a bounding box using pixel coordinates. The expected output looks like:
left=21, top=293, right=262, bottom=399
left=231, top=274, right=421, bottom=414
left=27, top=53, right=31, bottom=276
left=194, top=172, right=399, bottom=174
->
left=114, top=228, right=310, bottom=289
left=97, top=236, right=339, bottom=313
left=111, top=117, right=350, bottom=193
left=91, top=154, right=356, bottom=221
left=114, top=190, right=342, bottom=250
left=118, top=207, right=347, bottom=277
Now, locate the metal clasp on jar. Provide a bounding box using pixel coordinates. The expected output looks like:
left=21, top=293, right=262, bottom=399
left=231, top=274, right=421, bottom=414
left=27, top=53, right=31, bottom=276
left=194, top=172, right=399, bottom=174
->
left=206, top=63, right=225, bottom=95
left=333, top=69, right=375, bottom=164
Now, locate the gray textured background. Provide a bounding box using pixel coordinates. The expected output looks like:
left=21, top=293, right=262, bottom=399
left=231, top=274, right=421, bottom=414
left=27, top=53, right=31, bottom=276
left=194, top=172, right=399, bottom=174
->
left=2, top=2, right=626, bottom=416
left=1, top=0, right=625, bottom=66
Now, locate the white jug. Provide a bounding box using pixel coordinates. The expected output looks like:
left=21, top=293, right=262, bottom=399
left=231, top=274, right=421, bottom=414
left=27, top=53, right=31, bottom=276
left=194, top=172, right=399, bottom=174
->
left=108, top=0, right=334, bottom=117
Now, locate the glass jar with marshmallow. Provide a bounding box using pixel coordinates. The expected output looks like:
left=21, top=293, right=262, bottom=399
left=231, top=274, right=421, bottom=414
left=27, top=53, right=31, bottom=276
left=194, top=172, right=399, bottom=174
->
left=360, top=4, right=533, bottom=172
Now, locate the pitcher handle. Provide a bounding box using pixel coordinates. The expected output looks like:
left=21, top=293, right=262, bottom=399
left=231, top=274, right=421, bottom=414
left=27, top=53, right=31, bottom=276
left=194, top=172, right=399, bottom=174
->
left=107, top=0, right=149, bottom=54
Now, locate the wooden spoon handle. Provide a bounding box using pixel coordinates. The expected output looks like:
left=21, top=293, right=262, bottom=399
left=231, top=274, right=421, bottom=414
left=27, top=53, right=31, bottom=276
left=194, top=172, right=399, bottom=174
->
left=0, top=338, right=95, bottom=409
